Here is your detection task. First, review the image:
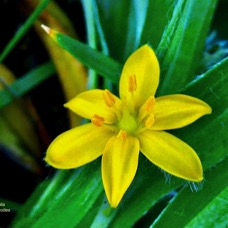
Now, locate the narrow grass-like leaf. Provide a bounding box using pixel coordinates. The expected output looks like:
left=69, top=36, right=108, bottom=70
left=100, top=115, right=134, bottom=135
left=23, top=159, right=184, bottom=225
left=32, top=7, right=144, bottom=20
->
left=95, top=0, right=131, bottom=62
left=157, top=0, right=218, bottom=95
left=124, top=0, right=149, bottom=58
left=0, top=61, right=55, bottom=109
left=77, top=194, right=107, bottom=228
left=140, top=0, right=176, bottom=48
left=95, top=0, right=148, bottom=61
left=0, top=65, right=40, bottom=155
left=1, top=102, right=41, bottom=156
left=81, top=0, right=98, bottom=89
left=0, top=0, right=51, bottom=63
left=92, top=1, right=109, bottom=55
left=0, top=115, right=41, bottom=173
left=179, top=57, right=228, bottom=169
left=41, top=27, right=122, bottom=84
left=27, top=0, right=88, bottom=127
left=151, top=159, right=228, bottom=228
left=156, top=0, right=185, bottom=57
left=186, top=187, right=228, bottom=228
left=12, top=161, right=103, bottom=228
left=92, top=0, right=114, bottom=90
left=13, top=170, right=70, bottom=221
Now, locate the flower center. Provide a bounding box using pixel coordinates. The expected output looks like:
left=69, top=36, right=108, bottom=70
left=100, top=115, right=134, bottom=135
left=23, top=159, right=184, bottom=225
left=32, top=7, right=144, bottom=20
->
left=117, top=106, right=138, bottom=134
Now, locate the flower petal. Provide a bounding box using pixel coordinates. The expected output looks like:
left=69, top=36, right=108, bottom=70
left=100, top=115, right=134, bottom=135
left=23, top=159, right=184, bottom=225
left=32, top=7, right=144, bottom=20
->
left=64, top=89, right=121, bottom=124
left=45, top=123, right=115, bottom=169
left=102, top=134, right=139, bottom=207
left=139, top=130, right=203, bottom=182
left=119, top=45, right=160, bottom=110
left=152, top=94, right=212, bottom=130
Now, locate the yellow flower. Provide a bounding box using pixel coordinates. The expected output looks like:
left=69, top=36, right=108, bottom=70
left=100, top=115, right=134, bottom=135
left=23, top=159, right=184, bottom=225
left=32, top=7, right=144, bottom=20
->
left=45, top=45, right=212, bottom=208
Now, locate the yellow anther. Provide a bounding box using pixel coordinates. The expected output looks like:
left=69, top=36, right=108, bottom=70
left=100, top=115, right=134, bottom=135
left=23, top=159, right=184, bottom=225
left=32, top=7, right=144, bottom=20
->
left=91, top=115, right=104, bottom=127
left=138, top=96, right=155, bottom=123
left=128, top=74, right=137, bottom=92
left=145, top=114, right=155, bottom=128
left=103, top=89, right=116, bottom=107
left=145, top=96, right=155, bottom=112
left=117, top=129, right=127, bottom=140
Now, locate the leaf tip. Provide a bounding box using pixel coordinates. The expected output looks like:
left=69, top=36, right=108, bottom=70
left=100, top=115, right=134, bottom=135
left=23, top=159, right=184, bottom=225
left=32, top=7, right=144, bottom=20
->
left=41, top=24, right=51, bottom=34
left=41, top=24, right=58, bottom=40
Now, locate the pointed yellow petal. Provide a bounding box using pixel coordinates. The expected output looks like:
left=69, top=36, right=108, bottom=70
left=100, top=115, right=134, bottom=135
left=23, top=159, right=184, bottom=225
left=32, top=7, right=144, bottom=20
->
left=152, top=94, right=212, bottom=130
left=139, top=130, right=203, bottom=182
left=64, top=89, right=121, bottom=124
left=119, top=45, right=160, bottom=110
left=45, top=123, right=115, bottom=169
left=102, top=135, right=139, bottom=207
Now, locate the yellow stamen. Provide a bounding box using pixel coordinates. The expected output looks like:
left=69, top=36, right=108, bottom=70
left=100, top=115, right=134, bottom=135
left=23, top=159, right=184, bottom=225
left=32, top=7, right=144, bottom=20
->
left=145, top=114, right=155, bottom=128
left=128, top=74, right=137, bottom=92
left=91, top=115, right=104, bottom=126
left=103, top=89, right=116, bottom=107
left=117, top=129, right=127, bottom=140
left=138, top=96, right=155, bottom=123
left=145, top=96, right=155, bottom=112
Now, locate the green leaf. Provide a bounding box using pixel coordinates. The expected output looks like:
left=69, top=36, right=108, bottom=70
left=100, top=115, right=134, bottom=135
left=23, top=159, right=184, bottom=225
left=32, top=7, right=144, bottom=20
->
left=186, top=187, right=228, bottom=228
left=77, top=194, right=106, bottom=228
left=12, top=161, right=104, bottom=227
left=92, top=1, right=109, bottom=55
left=157, top=0, right=218, bottom=95
left=81, top=0, right=99, bottom=89
left=156, top=0, right=185, bottom=58
left=124, top=0, right=149, bottom=58
left=0, top=0, right=51, bottom=63
left=178, top=57, right=228, bottom=170
left=52, top=32, right=122, bottom=84
left=95, top=0, right=131, bottom=62
left=140, top=0, right=176, bottom=48
left=151, top=158, right=228, bottom=228
left=0, top=61, right=55, bottom=109
left=0, top=115, right=41, bottom=173
left=95, top=0, right=149, bottom=61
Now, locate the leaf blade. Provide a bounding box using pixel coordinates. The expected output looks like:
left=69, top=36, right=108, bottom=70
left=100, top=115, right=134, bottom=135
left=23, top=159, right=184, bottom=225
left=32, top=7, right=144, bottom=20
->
left=0, top=0, right=51, bottom=63
left=157, top=0, right=218, bottom=95
left=151, top=159, right=228, bottom=228
left=0, top=61, right=55, bottom=109
left=43, top=28, right=122, bottom=84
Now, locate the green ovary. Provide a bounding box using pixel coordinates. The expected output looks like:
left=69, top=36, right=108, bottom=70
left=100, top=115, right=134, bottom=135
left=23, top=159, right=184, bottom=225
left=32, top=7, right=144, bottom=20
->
left=117, top=109, right=138, bottom=134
